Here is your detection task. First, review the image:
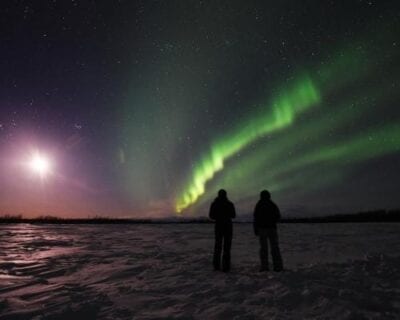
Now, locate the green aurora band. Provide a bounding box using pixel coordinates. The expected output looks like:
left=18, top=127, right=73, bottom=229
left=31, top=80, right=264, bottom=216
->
left=175, top=40, right=399, bottom=214
left=176, top=77, right=321, bottom=212
left=214, top=81, right=397, bottom=192
left=219, top=122, right=400, bottom=203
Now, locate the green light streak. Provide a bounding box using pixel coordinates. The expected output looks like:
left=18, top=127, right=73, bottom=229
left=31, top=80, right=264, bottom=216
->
left=175, top=28, right=399, bottom=214
left=305, top=124, right=400, bottom=165
left=189, top=94, right=376, bottom=211
left=176, top=76, right=321, bottom=212
left=268, top=123, right=400, bottom=195
left=214, top=80, right=393, bottom=194
left=215, top=122, right=400, bottom=207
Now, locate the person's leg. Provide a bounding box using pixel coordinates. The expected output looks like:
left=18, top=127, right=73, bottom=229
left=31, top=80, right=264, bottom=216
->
left=258, top=228, right=269, bottom=271
left=213, top=227, right=223, bottom=270
left=268, top=228, right=283, bottom=271
left=222, top=226, right=232, bottom=272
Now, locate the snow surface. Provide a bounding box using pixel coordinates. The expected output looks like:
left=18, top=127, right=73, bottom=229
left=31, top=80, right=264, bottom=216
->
left=0, top=223, right=399, bottom=319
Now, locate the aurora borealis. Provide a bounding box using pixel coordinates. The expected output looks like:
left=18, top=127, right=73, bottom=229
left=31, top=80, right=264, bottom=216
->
left=0, top=1, right=399, bottom=218
left=175, top=76, right=321, bottom=212
left=176, top=36, right=400, bottom=214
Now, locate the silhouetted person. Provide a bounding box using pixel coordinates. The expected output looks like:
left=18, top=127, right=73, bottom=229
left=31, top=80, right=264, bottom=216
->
left=209, top=189, right=236, bottom=272
left=253, top=190, right=283, bottom=272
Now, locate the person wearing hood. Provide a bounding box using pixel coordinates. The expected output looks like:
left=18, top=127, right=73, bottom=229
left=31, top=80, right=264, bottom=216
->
left=209, top=189, right=236, bottom=272
left=253, top=190, right=283, bottom=272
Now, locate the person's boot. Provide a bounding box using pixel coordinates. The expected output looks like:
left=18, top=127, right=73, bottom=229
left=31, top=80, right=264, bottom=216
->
left=222, top=258, right=230, bottom=272
left=273, top=267, right=283, bottom=272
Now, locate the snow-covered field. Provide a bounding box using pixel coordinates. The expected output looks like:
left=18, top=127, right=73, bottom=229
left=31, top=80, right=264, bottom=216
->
left=0, top=223, right=399, bottom=319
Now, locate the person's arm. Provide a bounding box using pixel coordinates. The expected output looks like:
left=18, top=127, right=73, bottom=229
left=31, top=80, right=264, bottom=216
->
left=253, top=203, right=259, bottom=236
left=209, top=202, right=216, bottom=220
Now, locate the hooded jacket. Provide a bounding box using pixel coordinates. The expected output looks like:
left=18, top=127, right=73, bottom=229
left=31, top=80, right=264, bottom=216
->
left=253, top=199, right=281, bottom=232
left=209, top=196, right=236, bottom=225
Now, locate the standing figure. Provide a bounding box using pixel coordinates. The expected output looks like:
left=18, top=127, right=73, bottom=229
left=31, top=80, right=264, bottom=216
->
left=209, top=189, right=236, bottom=272
left=253, top=190, right=283, bottom=272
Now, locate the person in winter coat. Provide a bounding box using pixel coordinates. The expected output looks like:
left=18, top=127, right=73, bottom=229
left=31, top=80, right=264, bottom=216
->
left=253, top=190, right=283, bottom=272
left=209, top=189, right=236, bottom=272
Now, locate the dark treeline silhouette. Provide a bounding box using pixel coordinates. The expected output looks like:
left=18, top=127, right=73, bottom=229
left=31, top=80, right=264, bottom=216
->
left=0, top=214, right=212, bottom=224
left=0, top=209, right=399, bottom=224
left=281, top=209, right=400, bottom=223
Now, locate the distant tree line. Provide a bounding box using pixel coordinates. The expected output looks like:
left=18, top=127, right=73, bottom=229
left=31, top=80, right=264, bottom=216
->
left=0, top=214, right=212, bottom=224
left=0, top=209, right=399, bottom=224
left=281, top=209, right=400, bottom=223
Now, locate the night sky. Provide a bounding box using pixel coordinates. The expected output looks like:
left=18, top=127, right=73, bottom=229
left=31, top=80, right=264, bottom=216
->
left=1, top=1, right=399, bottom=218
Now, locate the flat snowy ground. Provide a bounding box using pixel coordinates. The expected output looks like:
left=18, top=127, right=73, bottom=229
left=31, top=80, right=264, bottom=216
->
left=0, top=223, right=399, bottom=319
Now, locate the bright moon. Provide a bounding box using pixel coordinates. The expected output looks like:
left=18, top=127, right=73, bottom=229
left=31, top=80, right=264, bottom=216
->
left=30, top=153, right=51, bottom=177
